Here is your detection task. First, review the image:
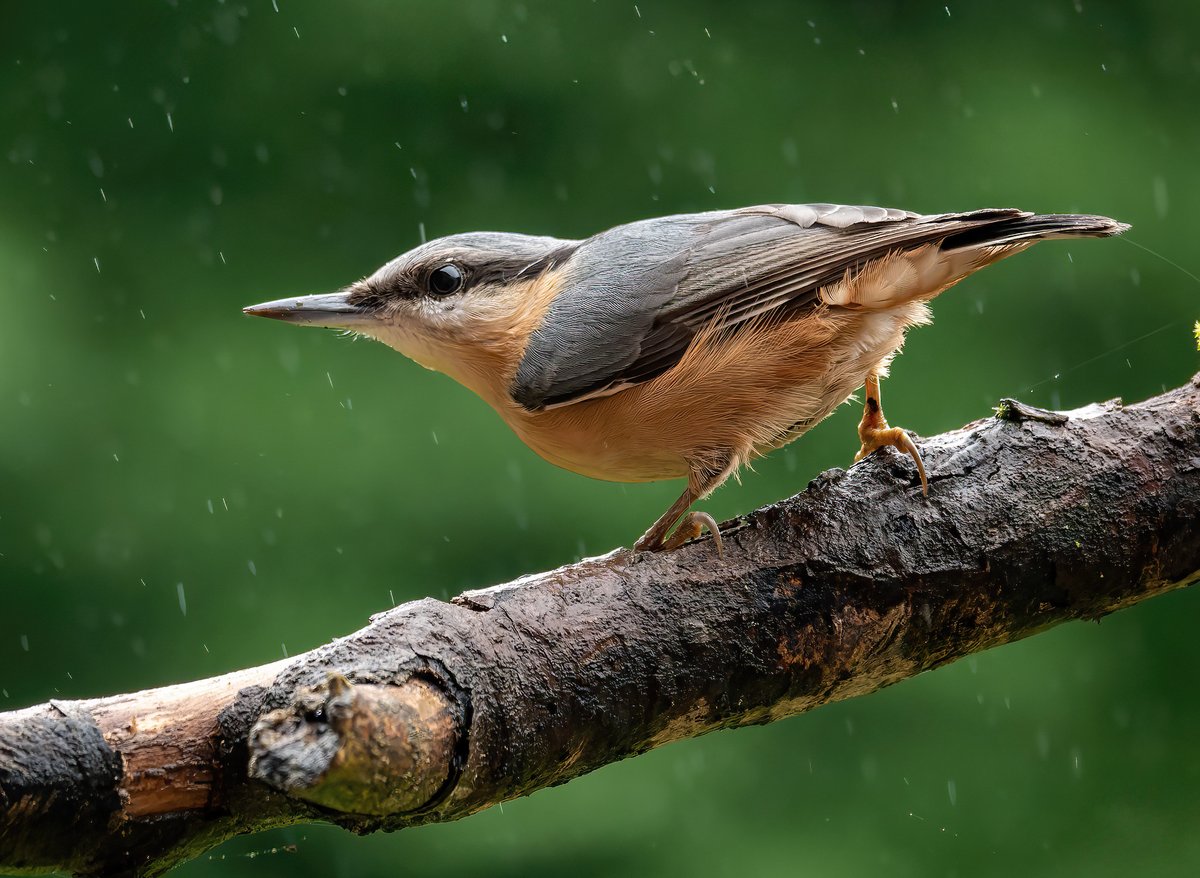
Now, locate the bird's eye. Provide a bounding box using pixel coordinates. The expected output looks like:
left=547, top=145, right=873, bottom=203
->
left=428, top=264, right=464, bottom=296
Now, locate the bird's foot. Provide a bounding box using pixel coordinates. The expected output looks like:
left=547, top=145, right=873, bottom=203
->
left=854, top=370, right=928, bottom=496
left=854, top=425, right=928, bottom=496
left=663, top=511, right=724, bottom=554
left=634, top=511, right=724, bottom=555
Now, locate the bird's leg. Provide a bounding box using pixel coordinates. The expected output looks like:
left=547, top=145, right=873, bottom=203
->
left=854, top=370, right=928, bottom=495
left=634, top=486, right=703, bottom=553
left=634, top=453, right=734, bottom=554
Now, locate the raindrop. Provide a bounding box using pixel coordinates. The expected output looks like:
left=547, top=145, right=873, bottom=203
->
left=947, top=779, right=957, bottom=806
left=166, top=112, right=174, bottom=132
left=860, top=756, right=878, bottom=781
left=1152, top=176, right=1168, bottom=218
left=293, top=26, right=300, bottom=39
left=20, top=635, right=29, bottom=651
left=177, top=582, right=187, bottom=616
left=247, top=560, right=257, bottom=576
left=93, top=257, right=101, bottom=273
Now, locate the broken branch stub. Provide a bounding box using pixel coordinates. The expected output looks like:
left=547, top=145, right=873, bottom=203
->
left=248, top=674, right=461, bottom=816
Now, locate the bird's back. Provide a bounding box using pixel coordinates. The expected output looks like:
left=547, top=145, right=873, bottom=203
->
left=501, top=203, right=1126, bottom=483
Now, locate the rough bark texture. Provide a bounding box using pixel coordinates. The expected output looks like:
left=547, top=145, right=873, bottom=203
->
left=2, top=375, right=1198, bottom=877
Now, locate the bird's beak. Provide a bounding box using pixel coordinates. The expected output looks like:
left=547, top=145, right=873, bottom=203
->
left=242, top=291, right=371, bottom=328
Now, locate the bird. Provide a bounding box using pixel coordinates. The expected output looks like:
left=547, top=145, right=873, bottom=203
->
left=244, top=203, right=1127, bottom=553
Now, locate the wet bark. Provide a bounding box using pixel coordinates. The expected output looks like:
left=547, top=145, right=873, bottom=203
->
left=2, top=375, right=1198, bottom=877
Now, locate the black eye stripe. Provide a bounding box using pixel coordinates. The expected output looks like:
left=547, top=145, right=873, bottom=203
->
left=466, top=244, right=579, bottom=288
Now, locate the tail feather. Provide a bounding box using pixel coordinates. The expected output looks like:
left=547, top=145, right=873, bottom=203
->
left=940, top=213, right=1129, bottom=251
left=831, top=211, right=1129, bottom=310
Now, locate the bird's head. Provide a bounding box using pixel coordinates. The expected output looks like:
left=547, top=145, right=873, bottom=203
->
left=244, top=232, right=578, bottom=403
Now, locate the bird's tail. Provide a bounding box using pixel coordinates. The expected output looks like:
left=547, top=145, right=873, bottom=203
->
left=940, top=213, right=1130, bottom=251
left=818, top=209, right=1128, bottom=311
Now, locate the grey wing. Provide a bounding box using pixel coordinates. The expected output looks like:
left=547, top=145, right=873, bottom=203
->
left=511, top=203, right=1027, bottom=410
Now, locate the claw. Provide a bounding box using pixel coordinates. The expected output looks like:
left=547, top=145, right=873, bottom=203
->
left=856, top=426, right=928, bottom=495
left=662, top=511, right=724, bottom=555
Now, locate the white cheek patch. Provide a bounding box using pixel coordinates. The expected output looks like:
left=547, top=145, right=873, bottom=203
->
left=357, top=319, right=441, bottom=372
left=358, top=296, right=484, bottom=374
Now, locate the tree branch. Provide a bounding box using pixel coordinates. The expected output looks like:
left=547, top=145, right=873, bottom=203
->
left=3, top=375, right=1199, bottom=877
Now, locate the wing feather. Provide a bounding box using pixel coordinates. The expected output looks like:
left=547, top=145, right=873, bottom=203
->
left=511, top=204, right=1029, bottom=410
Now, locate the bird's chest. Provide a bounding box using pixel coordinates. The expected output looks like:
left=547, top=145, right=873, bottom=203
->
left=493, top=307, right=922, bottom=483
left=499, top=398, right=692, bottom=482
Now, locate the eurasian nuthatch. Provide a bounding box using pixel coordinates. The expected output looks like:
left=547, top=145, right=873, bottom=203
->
left=245, top=203, right=1127, bottom=553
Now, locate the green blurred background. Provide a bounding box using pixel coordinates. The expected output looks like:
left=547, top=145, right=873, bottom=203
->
left=2, top=1, right=1199, bottom=875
